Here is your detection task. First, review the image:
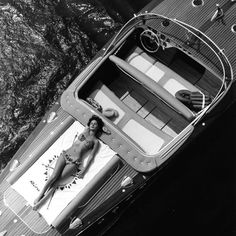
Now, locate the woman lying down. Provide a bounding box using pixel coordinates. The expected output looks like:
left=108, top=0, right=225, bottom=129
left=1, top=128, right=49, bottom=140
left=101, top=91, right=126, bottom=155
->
left=33, top=115, right=105, bottom=211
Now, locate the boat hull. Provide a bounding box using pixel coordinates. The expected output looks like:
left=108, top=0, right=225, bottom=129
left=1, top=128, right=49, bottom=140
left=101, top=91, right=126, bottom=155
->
left=1, top=0, right=236, bottom=235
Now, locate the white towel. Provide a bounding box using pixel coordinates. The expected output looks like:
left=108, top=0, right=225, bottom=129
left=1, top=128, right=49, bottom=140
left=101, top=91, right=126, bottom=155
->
left=12, top=121, right=116, bottom=225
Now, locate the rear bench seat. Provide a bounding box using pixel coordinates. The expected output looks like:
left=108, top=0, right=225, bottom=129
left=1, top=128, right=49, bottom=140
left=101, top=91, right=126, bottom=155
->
left=126, top=47, right=200, bottom=97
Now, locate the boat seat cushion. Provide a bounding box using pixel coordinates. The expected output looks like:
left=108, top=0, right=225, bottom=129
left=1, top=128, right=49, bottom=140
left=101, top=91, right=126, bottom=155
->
left=126, top=46, right=200, bottom=96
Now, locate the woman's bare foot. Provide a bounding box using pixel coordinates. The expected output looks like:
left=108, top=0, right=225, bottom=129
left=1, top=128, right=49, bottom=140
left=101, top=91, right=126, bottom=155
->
left=33, top=195, right=43, bottom=210
left=33, top=203, right=39, bottom=211
left=34, top=195, right=42, bottom=205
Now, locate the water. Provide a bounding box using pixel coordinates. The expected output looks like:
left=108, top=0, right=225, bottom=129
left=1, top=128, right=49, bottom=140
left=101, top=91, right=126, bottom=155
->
left=0, top=0, right=235, bottom=235
left=0, top=0, right=129, bottom=170
left=105, top=102, right=236, bottom=235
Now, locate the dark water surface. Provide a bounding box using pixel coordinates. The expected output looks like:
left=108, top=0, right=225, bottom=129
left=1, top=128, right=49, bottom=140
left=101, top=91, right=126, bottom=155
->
left=0, top=0, right=235, bottom=235
left=105, top=102, right=236, bottom=236
left=0, top=0, right=127, bottom=170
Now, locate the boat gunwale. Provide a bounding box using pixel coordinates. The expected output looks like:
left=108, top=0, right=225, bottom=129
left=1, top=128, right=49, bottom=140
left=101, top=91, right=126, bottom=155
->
left=106, top=12, right=234, bottom=92
left=172, top=17, right=234, bottom=109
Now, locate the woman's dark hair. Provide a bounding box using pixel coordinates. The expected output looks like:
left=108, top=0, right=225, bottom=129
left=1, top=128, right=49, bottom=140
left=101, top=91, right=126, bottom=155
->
left=87, top=115, right=104, bottom=136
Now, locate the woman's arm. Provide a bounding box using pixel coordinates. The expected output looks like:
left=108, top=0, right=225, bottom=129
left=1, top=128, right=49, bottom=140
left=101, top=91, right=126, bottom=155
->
left=77, top=139, right=99, bottom=178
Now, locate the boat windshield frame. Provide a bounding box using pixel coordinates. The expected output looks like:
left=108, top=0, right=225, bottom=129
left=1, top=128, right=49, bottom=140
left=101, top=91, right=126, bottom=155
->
left=105, top=13, right=234, bottom=113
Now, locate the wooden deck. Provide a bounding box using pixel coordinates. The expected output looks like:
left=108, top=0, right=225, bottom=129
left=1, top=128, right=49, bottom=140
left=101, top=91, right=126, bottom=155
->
left=0, top=181, right=59, bottom=236
left=149, top=0, right=236, bottom=78
left=168, top=52, right=221, bottom=97
left=4, top=187, right=51, bottom=234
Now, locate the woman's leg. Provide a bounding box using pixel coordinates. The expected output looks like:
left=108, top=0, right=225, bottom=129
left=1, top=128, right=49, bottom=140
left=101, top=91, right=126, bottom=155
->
left=60, top=163, right=79, bottom=181
left=33, top=163, right=79, bottom=210
left=34, top=154, right=66, bottom=206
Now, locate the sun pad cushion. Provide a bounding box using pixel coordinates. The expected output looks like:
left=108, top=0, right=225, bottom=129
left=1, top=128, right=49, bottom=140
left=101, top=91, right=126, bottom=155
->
left=12, top=121, right=116, bottom=225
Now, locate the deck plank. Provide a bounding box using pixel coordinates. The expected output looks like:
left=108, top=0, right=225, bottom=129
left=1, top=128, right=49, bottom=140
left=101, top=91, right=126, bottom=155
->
left=4, top=187, right=51, bottom=234
left=123, top=90, right=148, bottom=112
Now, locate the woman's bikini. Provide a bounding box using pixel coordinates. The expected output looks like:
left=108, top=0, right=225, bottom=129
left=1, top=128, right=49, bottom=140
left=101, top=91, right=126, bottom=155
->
left=61, top=133, right=94, bottom=169
left=78, top=134, right=94, bottom=149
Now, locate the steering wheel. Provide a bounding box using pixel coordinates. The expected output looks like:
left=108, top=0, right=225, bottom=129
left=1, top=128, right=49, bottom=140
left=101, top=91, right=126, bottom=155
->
left=140, top=29, right=160, bottom=53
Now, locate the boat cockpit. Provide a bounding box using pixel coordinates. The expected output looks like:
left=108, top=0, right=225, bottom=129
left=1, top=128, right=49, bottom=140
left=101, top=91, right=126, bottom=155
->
left=61, top=13, right=233, bottom=172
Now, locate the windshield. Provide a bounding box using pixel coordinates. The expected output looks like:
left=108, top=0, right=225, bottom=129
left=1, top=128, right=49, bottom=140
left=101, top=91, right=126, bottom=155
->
left=105, top=13, right=233, bottom=98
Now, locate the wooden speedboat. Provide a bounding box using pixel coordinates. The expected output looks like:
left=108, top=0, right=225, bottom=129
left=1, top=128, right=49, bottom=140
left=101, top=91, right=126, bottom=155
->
left=1, top=0, right=235, bottom=235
